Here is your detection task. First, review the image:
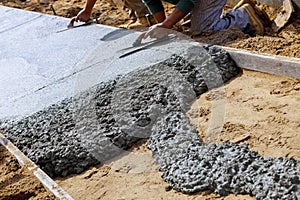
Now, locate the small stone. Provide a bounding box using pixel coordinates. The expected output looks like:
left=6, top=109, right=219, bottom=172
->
left=165, top=185, right=172, bottom=192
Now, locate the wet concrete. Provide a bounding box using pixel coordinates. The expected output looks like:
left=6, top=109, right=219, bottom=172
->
left=0, top=7, right=181, bottom=119
left=1, top=45, right=220, bottom=176
left=1, top=7, right=299, bottom=199
left=0, top=7, right=112, bottom=119
left=2, top=44, right=299, bottom=199
left=149, top=113, right=300, bottom=199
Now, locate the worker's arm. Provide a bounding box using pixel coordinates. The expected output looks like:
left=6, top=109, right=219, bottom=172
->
left=139, top=6, right=188, bottom=40
left=137, top=8, right=184, bottom=39
left=69, top=0, right=97, bottom=26
left=144, top=0, right=196, bottom=26
left=139, top=0, right=196, bottom=40
left=160, top=8, right=186, bottom=28
left=152, top=11, right=166, bottom=23
left=161, top=0, right=197, bottom=27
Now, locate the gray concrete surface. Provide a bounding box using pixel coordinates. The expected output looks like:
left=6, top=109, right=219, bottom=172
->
left=0, top=6, right=189, bottom=119
left=0, top=6, right=109, bottom=118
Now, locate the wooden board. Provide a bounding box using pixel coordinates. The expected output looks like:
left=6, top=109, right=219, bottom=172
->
left=220, top=45, right=300, bottom=79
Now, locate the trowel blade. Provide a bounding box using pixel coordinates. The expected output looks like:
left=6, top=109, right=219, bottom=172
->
left=100, top=29, right=134, bottom=41
left=56, top=18, right=98, bottom=33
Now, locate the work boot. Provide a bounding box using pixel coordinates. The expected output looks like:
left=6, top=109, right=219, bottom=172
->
left=233, top=0, right=271, bottom=27
left=241, top=3, right=265, bottom=35
left=127, top=16, right=149, bottom=29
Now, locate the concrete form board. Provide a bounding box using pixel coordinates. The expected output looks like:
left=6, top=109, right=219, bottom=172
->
left=222, top=46, right=300, bottom=79
left=0, top=133, right=74, bottom=200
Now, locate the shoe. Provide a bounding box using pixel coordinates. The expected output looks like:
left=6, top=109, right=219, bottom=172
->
left=127, top=17, right=149, bottom=29
left=119, top=19, right=135, bottom=29
left=233, top=0, right=271, bottom=27
left=241, top=3, right=265, bottom=35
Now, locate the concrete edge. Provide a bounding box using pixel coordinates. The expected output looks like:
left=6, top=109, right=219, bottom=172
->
left=0, top=133, right=74, bottom=200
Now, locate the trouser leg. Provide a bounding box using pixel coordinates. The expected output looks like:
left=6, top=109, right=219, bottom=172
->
left=190, top=0, right=253, bottom=35
left=210, top=8, right=252, bottom=32
left=125, top=0, right=150, bottom=17
left=128, top=9, right=137, bottom=20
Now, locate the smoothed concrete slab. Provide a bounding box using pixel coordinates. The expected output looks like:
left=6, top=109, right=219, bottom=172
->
left=0, top=7, right=190, bottom=119
left=0, top=6, right=42, bottom=34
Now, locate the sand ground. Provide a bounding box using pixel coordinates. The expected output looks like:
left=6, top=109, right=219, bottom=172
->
left=0, top=146, right=57, bottom=200
left=1, top=0, right=300, bottom=199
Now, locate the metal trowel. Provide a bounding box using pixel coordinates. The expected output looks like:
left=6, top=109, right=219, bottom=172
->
left=57, top=18, right=101, bottom=33
left=118, top=34, right=177, bottom=58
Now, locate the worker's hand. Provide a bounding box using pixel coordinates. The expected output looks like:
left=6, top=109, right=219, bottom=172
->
left=144, top=23, right=171, bottom=39
left=134, top=23, right=171, bottom=45
left=69, top=9, right=92, bottom=28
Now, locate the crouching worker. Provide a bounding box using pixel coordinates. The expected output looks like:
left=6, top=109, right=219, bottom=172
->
left=140, top=0, right=271, bottom=39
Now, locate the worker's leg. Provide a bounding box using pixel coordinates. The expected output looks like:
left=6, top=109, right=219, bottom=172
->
left=211, top=8, right=251, bottom=33
left=190, top=0, right=249, bottom=34
left=190, top=0, right=227, bottom=35
left=190, top=0, right=269, bottom=35
left=125, top=0, right=151, bottom=29
left=129, top=9, right=137, bottom=21
left=212, top=3, right=269, bottom=35
left=125, top=0, right=149, bottom=18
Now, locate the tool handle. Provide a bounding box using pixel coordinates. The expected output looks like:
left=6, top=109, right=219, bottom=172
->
left=119, top=47, right=147, bottom=58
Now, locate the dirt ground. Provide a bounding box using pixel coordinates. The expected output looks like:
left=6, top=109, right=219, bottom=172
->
left=1, top=1, right=300, bottom=200
left=0, top=146, right=56, bottom=200
left=189, top=69, right=300, bottom=161
left=55, top=139, right=255, bottom=200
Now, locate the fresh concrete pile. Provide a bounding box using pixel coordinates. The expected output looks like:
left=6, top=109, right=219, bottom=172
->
left=149, top=113, right=300, bottom=199
left=1, top=46, right=299, bottom=199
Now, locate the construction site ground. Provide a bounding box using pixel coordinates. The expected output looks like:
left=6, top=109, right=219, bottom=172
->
left=0, top=1, right=299, bottom=200
left=0, top=145, right=57, bottom=200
